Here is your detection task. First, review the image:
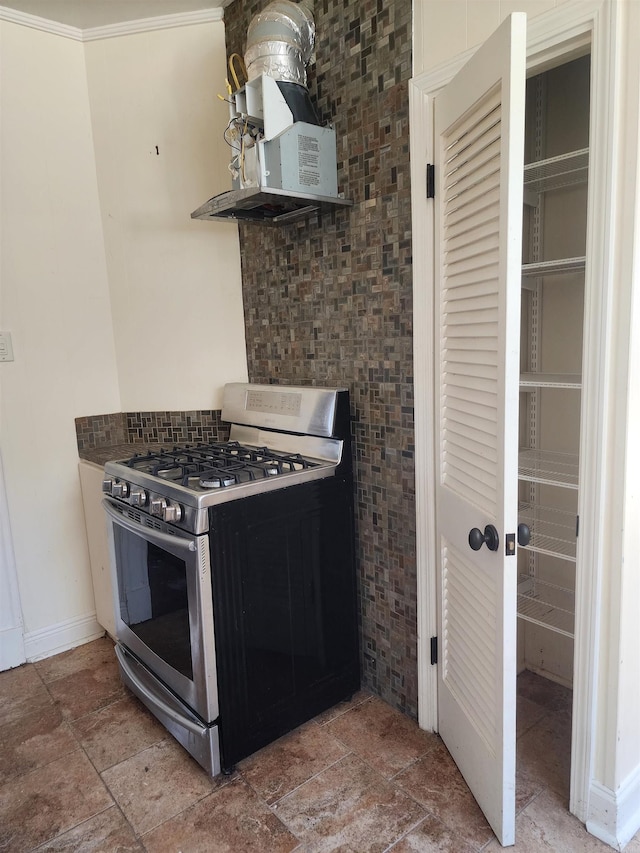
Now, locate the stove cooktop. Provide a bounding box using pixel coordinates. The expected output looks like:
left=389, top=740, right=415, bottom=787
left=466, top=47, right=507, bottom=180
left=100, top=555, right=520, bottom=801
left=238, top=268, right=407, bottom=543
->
left=103, top=435, right=342, bottom=535
left=121, top=441, right=320, bottom=492
left=102, top=383, right=349, bottom=535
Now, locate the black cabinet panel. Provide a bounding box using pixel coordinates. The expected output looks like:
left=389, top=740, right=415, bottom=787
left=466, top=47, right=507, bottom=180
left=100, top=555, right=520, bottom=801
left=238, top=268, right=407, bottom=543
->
left=209, top=476, right=359, bottom=768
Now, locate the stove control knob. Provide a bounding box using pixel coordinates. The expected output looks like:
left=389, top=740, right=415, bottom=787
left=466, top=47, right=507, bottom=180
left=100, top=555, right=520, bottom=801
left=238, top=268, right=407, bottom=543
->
left=149, top=497, right=166, bottom=517
left=102, top=478, right=114, bottom=494
left=111, top=481, right=129, bottom=499
left=163, top=503, right=183, bottom=523
left=129, top=488, right=147, bottom=507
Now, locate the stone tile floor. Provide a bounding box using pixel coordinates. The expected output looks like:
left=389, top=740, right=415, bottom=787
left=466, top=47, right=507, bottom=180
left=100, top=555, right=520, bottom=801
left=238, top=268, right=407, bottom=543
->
left=1, top=636, right=639, bottom=852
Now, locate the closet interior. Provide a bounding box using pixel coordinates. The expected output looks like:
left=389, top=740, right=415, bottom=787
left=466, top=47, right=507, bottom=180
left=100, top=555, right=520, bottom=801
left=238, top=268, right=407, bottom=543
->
left=517, top=54, right=590, bottom=719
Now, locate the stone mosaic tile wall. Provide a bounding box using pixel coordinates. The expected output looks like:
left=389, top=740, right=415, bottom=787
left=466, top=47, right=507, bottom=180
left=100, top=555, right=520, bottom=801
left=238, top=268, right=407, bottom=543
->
left=75, top=413, right=128, bottom=452
left=126, top=411, right=229, bottom=446
left=224, top=0, right=416, bottom=716
left=75, top=411, right=229, bottom=451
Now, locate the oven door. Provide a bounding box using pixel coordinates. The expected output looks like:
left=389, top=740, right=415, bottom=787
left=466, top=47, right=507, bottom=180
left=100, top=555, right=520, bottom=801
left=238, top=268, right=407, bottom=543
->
left=103, top=497, right=218, bottom=723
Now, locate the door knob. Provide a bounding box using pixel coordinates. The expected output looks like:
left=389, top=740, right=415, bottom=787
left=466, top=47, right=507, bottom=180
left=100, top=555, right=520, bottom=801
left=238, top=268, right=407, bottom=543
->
left=468, top=524, right=500, bottom=552
left=518, top=523, right=531, bottom=547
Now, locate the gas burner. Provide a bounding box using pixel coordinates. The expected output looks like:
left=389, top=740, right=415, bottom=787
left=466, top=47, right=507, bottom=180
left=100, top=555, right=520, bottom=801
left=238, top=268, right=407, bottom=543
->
left=199, top=471, right=238, bottom=489
left=156, top=466, right=183, bottom=479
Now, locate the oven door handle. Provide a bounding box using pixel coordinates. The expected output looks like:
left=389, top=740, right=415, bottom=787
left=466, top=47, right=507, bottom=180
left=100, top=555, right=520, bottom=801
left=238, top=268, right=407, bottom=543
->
left=102, top=498, right=197, bottom=554
left=115, top=645, right=208, bottom=739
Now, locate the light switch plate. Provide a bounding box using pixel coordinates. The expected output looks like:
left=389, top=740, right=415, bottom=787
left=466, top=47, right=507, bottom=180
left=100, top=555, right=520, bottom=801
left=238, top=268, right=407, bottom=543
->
left=0, top=331, right=14, bottom=362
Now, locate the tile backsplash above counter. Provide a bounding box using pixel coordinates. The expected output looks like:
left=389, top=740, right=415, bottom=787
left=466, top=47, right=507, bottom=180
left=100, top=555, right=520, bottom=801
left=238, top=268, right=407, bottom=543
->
left=75, top=410, right=230, bottom=464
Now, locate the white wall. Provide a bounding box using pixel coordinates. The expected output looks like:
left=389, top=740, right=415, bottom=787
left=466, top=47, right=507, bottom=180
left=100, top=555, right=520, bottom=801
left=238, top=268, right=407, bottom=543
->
left=0, top=14, right=249, bottom=662
left=0, top=21, right=120, bottom=654
left=414, top=0, right=564, bottom=76
left=84, top=22, right=247, bottom=412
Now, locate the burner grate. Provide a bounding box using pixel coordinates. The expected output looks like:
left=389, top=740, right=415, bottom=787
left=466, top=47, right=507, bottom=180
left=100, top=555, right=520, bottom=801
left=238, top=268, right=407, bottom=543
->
left=121, top=442, right=318, bottom=491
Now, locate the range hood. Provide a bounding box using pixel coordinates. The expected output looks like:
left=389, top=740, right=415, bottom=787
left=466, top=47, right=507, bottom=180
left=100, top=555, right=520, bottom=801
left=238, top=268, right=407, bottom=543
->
left=191, top=185, right=351, bottom=225
left=192, top=0, right=351, bottom=226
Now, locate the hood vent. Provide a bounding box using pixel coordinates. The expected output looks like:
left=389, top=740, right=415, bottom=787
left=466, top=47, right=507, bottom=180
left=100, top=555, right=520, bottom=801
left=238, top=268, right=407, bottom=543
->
left=244, top=0, right=315, bottom=87
left=191, top=0, right=351, bottom=225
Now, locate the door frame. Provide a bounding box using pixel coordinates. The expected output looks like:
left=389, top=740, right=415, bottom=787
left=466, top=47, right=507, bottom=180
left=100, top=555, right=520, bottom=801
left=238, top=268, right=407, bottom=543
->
left=1, top=449, right=25, bottom=671
left=410, top=0, right=622, bottom=828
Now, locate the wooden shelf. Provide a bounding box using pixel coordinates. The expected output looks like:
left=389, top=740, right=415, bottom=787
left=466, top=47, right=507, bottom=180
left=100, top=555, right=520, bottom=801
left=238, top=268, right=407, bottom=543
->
left=524, top=148, right=589, bottom=194
left=520, top=373, right=581, bottom=389
left=518, top=503, right=577, bottom=561
left=517, top=574, right=574, bottom=638
left=519, top=449, right=579, bottom=489
left=522, top=257, right=586, bottom=278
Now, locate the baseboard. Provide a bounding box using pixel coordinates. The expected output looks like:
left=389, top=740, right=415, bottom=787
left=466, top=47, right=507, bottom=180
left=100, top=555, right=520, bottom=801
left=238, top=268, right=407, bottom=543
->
left=0, top=626, right=26, bottom=670
left=520, top=662, right=573, bottom=690
left=587, top=767, right=640, bottom=851
left=23, top=612, right=104, bottom=662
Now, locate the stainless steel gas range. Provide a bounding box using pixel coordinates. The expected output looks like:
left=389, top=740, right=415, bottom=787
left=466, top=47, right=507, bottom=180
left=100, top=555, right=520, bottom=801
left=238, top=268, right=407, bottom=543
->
left=102, top=383, right=359, bottom=775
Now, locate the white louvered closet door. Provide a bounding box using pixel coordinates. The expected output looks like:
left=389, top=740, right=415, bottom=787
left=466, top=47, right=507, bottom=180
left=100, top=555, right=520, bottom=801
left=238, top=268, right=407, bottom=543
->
left=433, top=14, right=526, bottom=847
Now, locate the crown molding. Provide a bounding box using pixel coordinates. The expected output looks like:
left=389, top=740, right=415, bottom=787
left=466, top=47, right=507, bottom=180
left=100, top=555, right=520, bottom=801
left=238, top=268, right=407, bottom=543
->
left=83, top=8, right=225, bottom=42
left=0, top=6, right=83, bottom=40
left=0, top=5, right=225, bottom=42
